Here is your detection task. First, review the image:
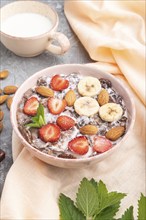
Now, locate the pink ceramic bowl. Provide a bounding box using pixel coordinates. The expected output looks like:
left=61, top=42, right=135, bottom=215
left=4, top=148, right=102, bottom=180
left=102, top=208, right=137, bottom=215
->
left=10, top=64, right=135, bottom=168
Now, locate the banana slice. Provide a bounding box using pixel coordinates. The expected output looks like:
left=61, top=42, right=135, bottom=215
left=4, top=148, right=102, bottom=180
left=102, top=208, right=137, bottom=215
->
left=74, top=97, right=99, bottom=116
left=99, top=103, right=123, bottom=122
left=78, top=76, right=101, bottom=96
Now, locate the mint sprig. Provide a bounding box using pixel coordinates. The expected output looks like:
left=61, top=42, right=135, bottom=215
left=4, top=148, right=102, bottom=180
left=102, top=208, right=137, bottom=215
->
left=58, top=178, right=146, bottom=220
left=26, top=103, right=46, bottom=128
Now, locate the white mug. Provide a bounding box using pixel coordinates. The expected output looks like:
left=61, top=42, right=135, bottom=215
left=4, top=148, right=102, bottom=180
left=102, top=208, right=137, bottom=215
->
left=0, top=1, right=70, bottom=57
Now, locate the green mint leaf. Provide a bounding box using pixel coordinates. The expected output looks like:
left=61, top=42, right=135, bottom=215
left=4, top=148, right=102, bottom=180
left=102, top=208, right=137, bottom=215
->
left=94, top=202, right=120, bottom=220
left=98, top=180, right=108, bottom=199
left=32, top=116, right=39, bottom=123
left=25, top=103, right=46, bottom=128
left=94, top=180, right=126, bottom=215
left=26, top=122, right=40, bottom=128
left=90, top=178, right=98, bottom=190
left=120, top=206, right=134, bottom=220
left=90, top=179, right=118, bottom=219
left=97, top=180, right=108, bottom=212
left=59, top=193, right=85, bottom=220
left=37, top=103, right=45, bottom=121
left=38, top=115, right=45, bottom=127
left=138, top=193, right=146, bottom=220
left=96, top=191, right=126, bottom=215
left=106, top=192, right=126, bottom=208
left=76, top=177, right=99, bottom=218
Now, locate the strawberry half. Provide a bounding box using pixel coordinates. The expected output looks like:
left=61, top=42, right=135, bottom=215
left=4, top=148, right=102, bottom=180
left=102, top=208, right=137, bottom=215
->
left=93, top=136, right=112, bottom=153
left=50, top=75, right=69, bottom=91
left=57, top=115, right=75, bottom=130
left=48, top=97, right=66, bottom=115
left=68, top=136, right=89, bottom=155
left=23, top=97, right=39, bottom=116
left=39, top=123, right=61, bottom=143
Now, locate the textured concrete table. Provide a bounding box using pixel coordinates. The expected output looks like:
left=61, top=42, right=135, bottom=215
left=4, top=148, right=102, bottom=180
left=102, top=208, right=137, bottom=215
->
left=0, top=0, right=92, bottom=195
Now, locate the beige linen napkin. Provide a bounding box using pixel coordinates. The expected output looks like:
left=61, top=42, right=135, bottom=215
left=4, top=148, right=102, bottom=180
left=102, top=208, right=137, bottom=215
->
left=1, top=1, right=146, bottom=220
left=65, top=0, right=145, bottom=105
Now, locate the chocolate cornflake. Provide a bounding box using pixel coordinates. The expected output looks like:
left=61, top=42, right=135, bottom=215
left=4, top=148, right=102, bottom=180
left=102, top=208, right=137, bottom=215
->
left=23, top=89, right=34, bottom=99
left=18, top=124, right=32, bottom=144
left=99, top=78, right=112, bottom=88
left=37, top=78, right=47, bottom=86
left=116, top=95, right=123, bottom=105
left=58, top=153, right=76, bottom=159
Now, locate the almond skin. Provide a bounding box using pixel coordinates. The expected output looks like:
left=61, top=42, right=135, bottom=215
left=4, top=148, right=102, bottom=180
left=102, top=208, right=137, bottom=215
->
left=0, top=95, right=8, bottom=105
left=36, top=86, right=54, bottom=97
left=80, top=125, right=98, bottom=135
left=65, top=90, right=76, bottom=106
left=106, top=126, right=125, bottom=141
left=0, top=89, right=3, bottom=95
left=0, top=70, right=9, bottom=79
left=3, top=86, right=18, bottom=95
left=98, top=89, right=109, bottom=106
left=0, top=111, right=4, bottom=121
left=6, top=96, right=13, bottom=110
left=0, top=121, right=3, bottom=132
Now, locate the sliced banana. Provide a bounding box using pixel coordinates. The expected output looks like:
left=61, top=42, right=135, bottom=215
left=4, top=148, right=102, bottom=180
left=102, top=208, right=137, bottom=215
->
left=74, top=97, right=99, bottom=117
left=99, top=103, right=123, bottom=122
left=78, top=76, right=101, bottom=97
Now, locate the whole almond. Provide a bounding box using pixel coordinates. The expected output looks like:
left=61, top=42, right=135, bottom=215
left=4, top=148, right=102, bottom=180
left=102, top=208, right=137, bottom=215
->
left=3, top=86, right=18, bottom=95
left=65, top=90, right=76, bottom=106
left=0, top=95, right=8, bottom=105
left=80, top=125, right=98, bottom=135
left=36, top=86, right=54, bottom=97
left=6, top=96, right=13, bottom=110
left=98, top=89, right=109, bottom=106
left=0, top=70, right=9, bottom=79
left=0, top=89, right=3, bottom=95
left=106, top=126, right=125, bottom=141
left=0, top=121, right=3, bottom=132
left=0, top=111, right=4, bottom=121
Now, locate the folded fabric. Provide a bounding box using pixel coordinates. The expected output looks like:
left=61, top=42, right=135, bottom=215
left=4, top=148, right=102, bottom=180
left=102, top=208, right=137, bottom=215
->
left=1, top=1, right=145, bottom=219
left=64, top=0, right=145, bottom=105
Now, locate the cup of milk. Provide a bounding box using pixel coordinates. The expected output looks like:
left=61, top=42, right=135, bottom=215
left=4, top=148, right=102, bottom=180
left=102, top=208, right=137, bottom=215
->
left=0, top=1, right=70, bottom=57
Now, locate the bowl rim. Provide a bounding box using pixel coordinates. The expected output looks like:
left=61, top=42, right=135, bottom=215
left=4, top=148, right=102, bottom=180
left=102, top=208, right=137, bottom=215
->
left=0, top=0, right=59, bottom=40
left=10, top=64, right=136, bottom=164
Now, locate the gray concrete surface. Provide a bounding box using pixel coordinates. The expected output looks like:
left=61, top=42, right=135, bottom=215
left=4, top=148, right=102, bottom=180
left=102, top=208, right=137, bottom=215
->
left=0, top=0, right=92, bottom=195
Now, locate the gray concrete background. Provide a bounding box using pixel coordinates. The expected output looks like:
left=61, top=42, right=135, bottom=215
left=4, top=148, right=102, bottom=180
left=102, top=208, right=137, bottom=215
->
left=0, top=0, right=92, bottom=195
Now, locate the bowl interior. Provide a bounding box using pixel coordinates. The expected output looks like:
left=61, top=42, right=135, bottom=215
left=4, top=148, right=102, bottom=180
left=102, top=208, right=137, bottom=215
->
left=11, top=64, right=135, bottom=168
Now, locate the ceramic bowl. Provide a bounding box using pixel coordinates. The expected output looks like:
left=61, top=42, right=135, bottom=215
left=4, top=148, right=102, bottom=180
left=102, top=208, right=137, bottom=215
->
left=10, top=64, right=135, bottom=168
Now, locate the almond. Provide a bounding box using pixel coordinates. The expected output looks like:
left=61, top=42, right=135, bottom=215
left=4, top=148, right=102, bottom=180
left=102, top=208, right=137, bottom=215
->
left=0, top=70, right=9, bottom=79
left=6, top=96, right=13, bottom=110
left=3, top=86, right=18, bottom=94
left=36, top=86, right=54, bottom=97
left=106, top=126, right=125, bottom=141
left=0, top=121, right=3, bottom=132
left=65, top=90, right=76, bottom=106
left=0, top=95, right=8, bottom=105
left=98, top=89, right=109, bottom=106
left=80, top=125, right=98, bottom=135
left=0, top=89, right=3, bottom=95
left=0, top=110, right=4, bottom=121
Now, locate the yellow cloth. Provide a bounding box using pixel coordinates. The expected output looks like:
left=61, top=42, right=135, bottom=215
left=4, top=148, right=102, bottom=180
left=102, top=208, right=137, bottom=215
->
left=1, top=1, right=145, bottom=219
left=65, top=0, right=145, bottom=105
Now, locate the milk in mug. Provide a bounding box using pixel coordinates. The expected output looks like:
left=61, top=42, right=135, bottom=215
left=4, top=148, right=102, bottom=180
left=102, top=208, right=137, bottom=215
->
left=1, top=13, right=53, bottom=37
